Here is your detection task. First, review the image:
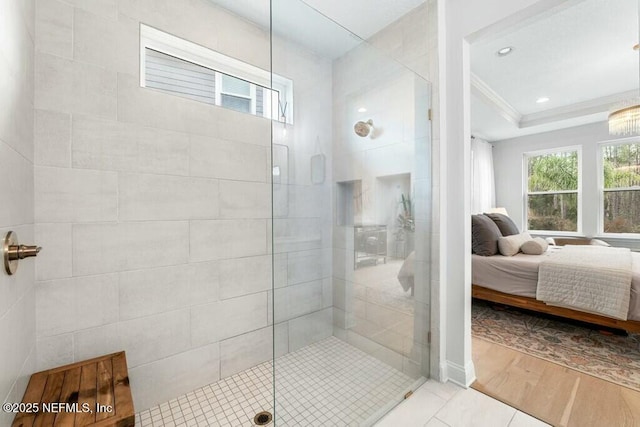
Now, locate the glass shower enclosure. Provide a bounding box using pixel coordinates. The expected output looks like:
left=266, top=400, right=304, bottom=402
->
left=62, top=0, right=434, bottom=424
left=269, top=1, right=433, bottom=425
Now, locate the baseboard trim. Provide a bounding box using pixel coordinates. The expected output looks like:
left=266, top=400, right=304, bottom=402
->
left=446, top=359, right=476, bottom=387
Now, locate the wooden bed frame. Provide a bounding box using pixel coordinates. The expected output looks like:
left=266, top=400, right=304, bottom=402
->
left=472, top=284, right=640, bottom=333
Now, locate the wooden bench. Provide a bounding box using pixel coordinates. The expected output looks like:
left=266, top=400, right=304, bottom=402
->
left=12, top=352, right=134, bottom=427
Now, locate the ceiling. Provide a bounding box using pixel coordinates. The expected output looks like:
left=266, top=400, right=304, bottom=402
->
left=209, top=0, right=425, bottom=59
left=471, top=0, right=639, bottom=141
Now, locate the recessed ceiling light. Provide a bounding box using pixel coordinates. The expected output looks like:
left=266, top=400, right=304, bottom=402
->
left=536, top=97, right=550, bottom=104
left=358, top=107, right=367, bottom=113
left=496, top=46, right=513, bottom=57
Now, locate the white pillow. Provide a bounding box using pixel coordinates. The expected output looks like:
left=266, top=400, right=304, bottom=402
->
left=498, top=232, right=532, bottom=256
left=521, top=237, right=549, bottom=255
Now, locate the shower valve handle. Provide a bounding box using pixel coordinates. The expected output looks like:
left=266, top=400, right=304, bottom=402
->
left=3, top=231, right=42, bottom=275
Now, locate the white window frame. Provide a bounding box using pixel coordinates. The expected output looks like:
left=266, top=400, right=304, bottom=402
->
left=522, top=145, right=582, bottom=236
left=597, top=137, right=640, bottom=238
left=214, top=73, right=257, bottom=114
left=140, top=24, right=293, bottom=124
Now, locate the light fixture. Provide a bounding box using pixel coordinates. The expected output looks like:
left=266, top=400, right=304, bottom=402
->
left=609, top=98, right=640, bottom=135
left=358, top=107, right=367, bottom=113
left=608, top=43, right=640, bottom=135
left=536, top=97, right=550, bottom=104
left=496, top=46, right=513, bottom=57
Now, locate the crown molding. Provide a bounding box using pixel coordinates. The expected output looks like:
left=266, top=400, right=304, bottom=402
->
left=470, top=73, right=522, bottom=126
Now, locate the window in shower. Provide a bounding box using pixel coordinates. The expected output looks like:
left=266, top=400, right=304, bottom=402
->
left=140, top=24, right=294, bottom=123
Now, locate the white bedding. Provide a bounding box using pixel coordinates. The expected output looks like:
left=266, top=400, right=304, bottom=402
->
left=471, top=250, right=640, bottom=321
left=536, top=246, right=632, bottom=320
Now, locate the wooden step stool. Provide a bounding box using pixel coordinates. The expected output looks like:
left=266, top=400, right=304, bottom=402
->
left=12, top=351, right=134, bottom=427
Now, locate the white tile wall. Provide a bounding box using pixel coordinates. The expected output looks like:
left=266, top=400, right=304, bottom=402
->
left=34, top=223, right=72, bottom=280
left=0, top=0, right=35, bottom=415
left=72, top=116, right=190, bottom=175
left=72, top=221, right=189, bottom=275
left=35, top=0, right=72, bottom=58
left=186, top=261, right=220, bottom=305
left=0, top=143, right=34, bottom=227
left=129, top=343, right=221, bottom=411
left=118, top=173, right=219, bottom=221
left=36, top=274, right=118, bottom=337
left=219, top=255, right=271, bottom=300
left=288, top=308, right=333, bottom=352
left=0, top=56, right=34, bottom=162
left=36, top=334, right=73, bottom=371
left=35, top=166, right=118, bottom=222
left=35, top=52, right=117, bottom=118
left=64, top=0, right=117, bottom=20
left=119, top=266, right=190, bottom=321
left=73, top=323, right=120, bottom=361
left=190, top=135, right=269, bottom=182
left=218, top=293, right=268, bottom=340
left=73, top=8, right=119, bottom=70
left=219, top=181, right=270, bottom=219
left=190, top=302, right=220, bottom=348
left=34, top=109, right=71, bottom=167
left=219, top=327, right=270, bottom=379
left=190, top=220, right=268, bottom=262
left=287, top=249, right=325, bottom=285
left=119, top=309, right=191, bottom=368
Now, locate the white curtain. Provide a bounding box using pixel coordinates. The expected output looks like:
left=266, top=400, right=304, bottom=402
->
left=471, top=138, right=495, bottom=214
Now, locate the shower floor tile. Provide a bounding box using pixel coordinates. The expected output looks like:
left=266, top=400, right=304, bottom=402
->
left=135, top=336, right=419, bottom=426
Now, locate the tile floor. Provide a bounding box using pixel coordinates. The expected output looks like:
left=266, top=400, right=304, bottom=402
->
left=376, top=381, right=551, bottom=427
left=135, top=334, right=548, bottom=427
left=135, top=336, right=420, bottom=426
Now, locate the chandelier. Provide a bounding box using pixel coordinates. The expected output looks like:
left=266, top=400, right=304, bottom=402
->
left=609, top=43, right=640, bottom=136
left=609, top=99, right=640, bottom=135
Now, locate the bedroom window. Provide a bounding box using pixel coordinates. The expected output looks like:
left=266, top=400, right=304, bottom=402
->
left=524, top=148, right=580, bottom=233
left=600, top=141, right=640, bottom=234
left=140, top=24, right=293, bottom=124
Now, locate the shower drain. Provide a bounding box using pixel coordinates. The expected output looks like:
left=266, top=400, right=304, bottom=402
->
left=254, top=411, right=273, bottom=425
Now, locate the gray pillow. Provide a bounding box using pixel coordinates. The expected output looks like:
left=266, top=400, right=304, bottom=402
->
left=472, top=214, right=502, bottom=256
left=484, top=212, right=519, bottom=236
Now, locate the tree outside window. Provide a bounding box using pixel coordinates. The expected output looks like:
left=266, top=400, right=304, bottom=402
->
left=525, top=149, right=579, bottom=232
left=602, top=143, right=640, bottom=234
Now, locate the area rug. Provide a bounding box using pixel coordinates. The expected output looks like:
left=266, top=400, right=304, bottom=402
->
left=472, top=300, right=640, bottom=392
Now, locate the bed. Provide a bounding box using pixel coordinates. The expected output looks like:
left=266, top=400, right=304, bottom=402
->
left=472, top=248, right=640, bottom=332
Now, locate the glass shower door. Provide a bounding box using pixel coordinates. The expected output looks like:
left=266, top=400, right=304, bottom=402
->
left=270, top=1, right=432, bottom=424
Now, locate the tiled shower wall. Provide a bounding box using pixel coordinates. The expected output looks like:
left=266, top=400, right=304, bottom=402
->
left=0, top=0, right=36, bottom=425
left=33, top=0, right=332, bottom=411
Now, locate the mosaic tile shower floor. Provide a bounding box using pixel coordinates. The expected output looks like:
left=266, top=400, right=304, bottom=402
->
left=135, top=336, right=419, bottom=426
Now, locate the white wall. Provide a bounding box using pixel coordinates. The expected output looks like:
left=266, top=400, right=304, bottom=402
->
left=439, top=0, right=565, bottom=385
left=0, top=0, right=36, bottom=425
left=493, top=121, right=640, bottom=249
left=33, top=0, right=333, bottom=411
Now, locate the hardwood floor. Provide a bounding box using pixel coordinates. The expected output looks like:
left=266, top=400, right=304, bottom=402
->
left=472, top=337, right=640, bottom=427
